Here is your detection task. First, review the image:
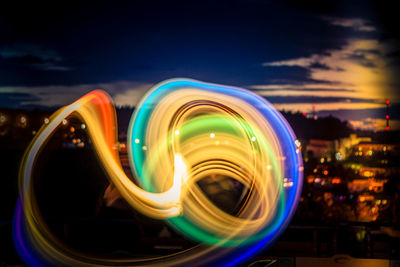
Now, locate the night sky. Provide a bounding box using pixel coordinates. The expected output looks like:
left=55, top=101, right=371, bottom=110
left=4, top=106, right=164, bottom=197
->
left=1, top=0, right=399, bottom=130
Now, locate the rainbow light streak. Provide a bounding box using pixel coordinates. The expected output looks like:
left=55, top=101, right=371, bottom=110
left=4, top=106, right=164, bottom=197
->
left=13, top=78, right=303, bottom=266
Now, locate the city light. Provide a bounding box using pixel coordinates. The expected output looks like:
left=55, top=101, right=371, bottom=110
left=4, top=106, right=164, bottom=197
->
left=295, top=139, right=301, bottom=147
left=17, top=115, right=27, bottom=128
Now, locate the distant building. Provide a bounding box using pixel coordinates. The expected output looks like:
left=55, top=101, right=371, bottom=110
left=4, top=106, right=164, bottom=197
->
left=353, top=142, right=400, bottom=157
left=359, top=167, right=389, bottom=178
left=337, top=134, right=372, bottom=158
left=347, top=178, right=388, bottom=193
left=306, top=134, right=371, bottom=161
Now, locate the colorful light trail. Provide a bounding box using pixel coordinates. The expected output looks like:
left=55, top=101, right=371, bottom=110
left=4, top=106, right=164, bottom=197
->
left=13, top=79, right=303, bottom=266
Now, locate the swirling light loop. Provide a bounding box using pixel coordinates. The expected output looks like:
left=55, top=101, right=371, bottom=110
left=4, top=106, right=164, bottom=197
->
left=13, top=78, right=303, bottom=267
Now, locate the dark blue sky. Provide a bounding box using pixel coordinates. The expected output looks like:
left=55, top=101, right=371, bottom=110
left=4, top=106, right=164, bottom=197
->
left=1, top=0, right=399, bottom=129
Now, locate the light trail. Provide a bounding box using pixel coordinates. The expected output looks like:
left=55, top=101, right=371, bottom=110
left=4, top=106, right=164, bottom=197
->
left=13, top=78, right=303, bottom=266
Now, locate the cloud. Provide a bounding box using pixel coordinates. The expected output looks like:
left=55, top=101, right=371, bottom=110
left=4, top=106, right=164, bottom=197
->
left=260, top=38, right=398, bottom=104
left=346, top=48, right=383, bottom=68
left=262, top=39, right=387, bottom=71
left=262, top=55, right=320, bottom=67
left=348, top=118, right=400, bottom=131
left=251, top=87, right=356, bottom=92
left=271, top=102, right=385, bottom=114
left=0, top=44, right=71, bottom=71
left=0, top=92, right=41, bottom=108
left=257, top=35, right=400, bottom=125
left=0, top=81, right=154, bottom=108
left=263, top=96, right=375, bottom=104
left=309, top=62, right=332, bottom=70
left=252, top=87, right=363, bottom=100
left=113, top=83, right=153, bottom=107
left=321, top=17, right=376, bottom=32
left=316, top=103, right=399, bottom=121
